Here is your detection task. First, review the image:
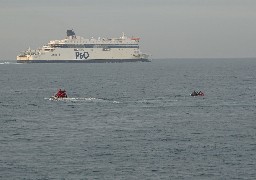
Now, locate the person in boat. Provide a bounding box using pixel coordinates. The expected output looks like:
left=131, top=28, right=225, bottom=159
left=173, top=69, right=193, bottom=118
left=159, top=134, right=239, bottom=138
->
left=55, top=89, right=62, bottom=98
left=198, top=91, right=204, bottom=96
left=191, top=90, right=204, bottom=96
left=55, top=89, right=67, bottom=98
left=61, top=89, right=67, bottom=98
left=191, top=91, right=197, bottom=96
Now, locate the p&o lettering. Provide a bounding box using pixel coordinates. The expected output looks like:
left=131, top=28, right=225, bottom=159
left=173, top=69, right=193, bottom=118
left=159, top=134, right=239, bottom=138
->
left=75, top=52, right=89, bottom=59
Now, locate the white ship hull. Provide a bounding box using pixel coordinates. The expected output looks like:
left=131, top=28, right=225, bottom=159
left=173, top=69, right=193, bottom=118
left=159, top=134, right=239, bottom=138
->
left=17, top=30, right=150, bottom=63
left=17, top=48, right=150, bottom=63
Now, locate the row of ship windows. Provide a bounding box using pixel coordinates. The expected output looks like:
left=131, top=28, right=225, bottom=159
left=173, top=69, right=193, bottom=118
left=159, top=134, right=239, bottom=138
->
left=52, top=44, right=139, bottom=48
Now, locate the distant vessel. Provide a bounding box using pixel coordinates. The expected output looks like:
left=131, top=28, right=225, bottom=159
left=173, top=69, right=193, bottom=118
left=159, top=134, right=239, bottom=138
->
left=17, top=30, right=150, bottom=63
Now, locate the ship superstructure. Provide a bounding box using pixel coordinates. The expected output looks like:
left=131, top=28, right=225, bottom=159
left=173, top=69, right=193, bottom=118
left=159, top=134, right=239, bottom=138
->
left=17, top=30, right=150, bottom=63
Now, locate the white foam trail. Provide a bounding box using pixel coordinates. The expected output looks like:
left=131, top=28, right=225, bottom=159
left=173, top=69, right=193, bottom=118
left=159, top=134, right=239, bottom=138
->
left=46, top=97, right=120, bottom=103
left=0, top=62, right=22, bottom=65
left=0, top=62, right=10, bottom=64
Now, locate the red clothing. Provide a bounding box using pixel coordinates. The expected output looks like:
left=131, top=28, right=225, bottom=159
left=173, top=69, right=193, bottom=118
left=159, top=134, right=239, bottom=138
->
left=198, top=91, right=204, bottom=96
left=55, top=90, right=67, bottom=98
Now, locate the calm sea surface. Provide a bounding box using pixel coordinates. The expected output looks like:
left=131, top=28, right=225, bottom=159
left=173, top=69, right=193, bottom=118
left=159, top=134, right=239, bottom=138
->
left=0, top=59, right=256, bottom=179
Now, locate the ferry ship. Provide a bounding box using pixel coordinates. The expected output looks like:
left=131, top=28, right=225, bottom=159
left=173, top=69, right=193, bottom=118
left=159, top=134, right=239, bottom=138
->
left=17, top=30, right=150, bottom=63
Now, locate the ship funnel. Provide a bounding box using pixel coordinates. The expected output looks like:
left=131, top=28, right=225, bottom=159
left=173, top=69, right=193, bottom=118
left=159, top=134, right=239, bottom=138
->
left=67, top=29, right=76, bottom=37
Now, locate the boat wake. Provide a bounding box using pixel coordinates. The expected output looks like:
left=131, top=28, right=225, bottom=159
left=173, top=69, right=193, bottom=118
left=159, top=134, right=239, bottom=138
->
left=0, top=61, right=21, bottom=65
left=45, top=97, right=120, bottom=103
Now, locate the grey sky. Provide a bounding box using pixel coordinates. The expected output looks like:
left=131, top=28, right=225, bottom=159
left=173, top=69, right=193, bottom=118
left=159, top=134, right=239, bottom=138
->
left=1, top=0, right=256, bottom=59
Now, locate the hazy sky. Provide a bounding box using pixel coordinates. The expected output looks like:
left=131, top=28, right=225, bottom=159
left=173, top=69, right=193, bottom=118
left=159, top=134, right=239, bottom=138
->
left=1, top=0, right=256, bottom=59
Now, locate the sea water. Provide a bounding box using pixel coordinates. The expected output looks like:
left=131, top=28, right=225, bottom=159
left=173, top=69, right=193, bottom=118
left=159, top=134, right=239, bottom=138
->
left=0, top=59, right=255, bottom=179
